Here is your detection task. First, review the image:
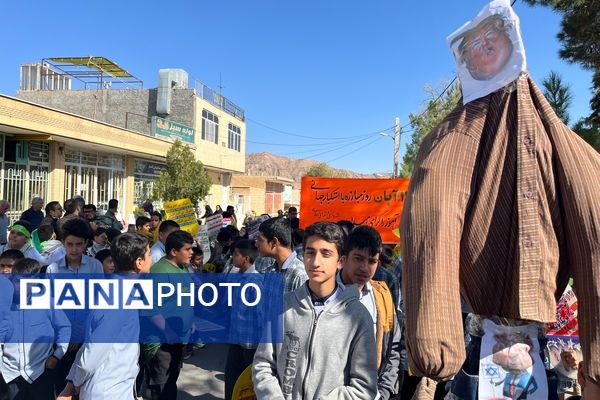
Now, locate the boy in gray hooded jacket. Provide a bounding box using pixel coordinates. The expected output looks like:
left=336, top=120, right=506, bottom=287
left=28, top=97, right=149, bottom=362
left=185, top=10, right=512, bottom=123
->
left=253, top=222, right=378, bottom=400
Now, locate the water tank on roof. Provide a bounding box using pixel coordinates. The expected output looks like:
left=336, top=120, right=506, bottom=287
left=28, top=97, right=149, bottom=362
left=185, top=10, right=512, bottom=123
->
left=157, top=69, right=189, bottom=115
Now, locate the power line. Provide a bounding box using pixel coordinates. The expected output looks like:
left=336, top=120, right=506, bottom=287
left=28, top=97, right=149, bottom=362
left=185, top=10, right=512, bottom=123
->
left=246, top=134, right=379, bottom=147
left=325, top=136, right=384, bottom=164
left=283, top=135, right=381, bottom=159
left=280, top=127, right=415, bottom=156
left=246, top=117, right=395, bottom=140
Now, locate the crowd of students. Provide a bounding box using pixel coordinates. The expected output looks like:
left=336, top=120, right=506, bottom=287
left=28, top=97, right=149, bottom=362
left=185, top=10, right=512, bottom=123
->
left=0, top=196, right=588, bottom=400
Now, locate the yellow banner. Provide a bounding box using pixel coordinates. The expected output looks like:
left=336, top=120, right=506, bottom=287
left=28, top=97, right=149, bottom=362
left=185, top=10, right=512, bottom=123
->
left=163, top=198, right=199, bottom=236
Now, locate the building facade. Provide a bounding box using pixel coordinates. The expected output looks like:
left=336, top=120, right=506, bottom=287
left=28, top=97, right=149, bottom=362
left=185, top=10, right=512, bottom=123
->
left=231, top=175, right=294, bottom=217
left=6, top=60, right=246, bottom=221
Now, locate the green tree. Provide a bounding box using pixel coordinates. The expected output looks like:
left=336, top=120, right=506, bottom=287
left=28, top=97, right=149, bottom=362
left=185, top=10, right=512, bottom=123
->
left=399, top=81, right=462, bottom=178
left=153, top=139, right=212, bottom=203
left=524, top=0, right=600, bottom=125
left=304, top=163, right=350, bottom=178
left=542, top=70, right=573, bottom=125
left=572, top=118, right=600, bottom=153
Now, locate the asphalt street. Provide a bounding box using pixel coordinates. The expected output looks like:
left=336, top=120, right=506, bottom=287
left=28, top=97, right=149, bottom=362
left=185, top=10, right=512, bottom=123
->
left=177, top=344, right=228, bottom=400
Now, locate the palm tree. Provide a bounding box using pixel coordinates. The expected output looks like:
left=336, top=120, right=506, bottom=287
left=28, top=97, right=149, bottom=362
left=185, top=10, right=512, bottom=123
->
left=542, top=71, right=574, bottom=125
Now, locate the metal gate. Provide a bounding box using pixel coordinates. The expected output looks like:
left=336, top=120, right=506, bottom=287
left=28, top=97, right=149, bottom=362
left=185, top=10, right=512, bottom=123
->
left=3, top=163, right=27, bottom=223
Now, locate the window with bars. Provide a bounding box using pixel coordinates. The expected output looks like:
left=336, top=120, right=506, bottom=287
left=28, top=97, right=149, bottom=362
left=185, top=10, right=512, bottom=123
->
left=202, top=109, right=219, bottom=144
left=228, top=123, right=241, bottom=152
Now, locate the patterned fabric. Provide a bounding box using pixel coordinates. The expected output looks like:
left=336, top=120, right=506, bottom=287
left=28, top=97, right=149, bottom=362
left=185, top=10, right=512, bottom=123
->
left=264, top=253, right=308, bottom=294
left=401, top=75, right=600, bottom=391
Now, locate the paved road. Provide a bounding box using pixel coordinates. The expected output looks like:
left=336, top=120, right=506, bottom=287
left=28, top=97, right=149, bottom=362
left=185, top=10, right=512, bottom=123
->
left=177, top=344, right=228, bottom=400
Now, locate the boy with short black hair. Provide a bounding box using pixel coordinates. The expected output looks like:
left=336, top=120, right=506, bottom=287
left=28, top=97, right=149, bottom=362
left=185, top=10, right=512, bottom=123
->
left=47, top=219, right=103, bottom=274
left=136, top=216, right=154, bottom=246
left=189, top=246, right=204, bottom=274
left=144, top=230, right=194, bottom=399
left=0, top=249, right=24, bottom=274
left=58, top=233, right=152, bottom=400
left=256, top=217, right=307, bottom=293
left=2, top=258, right=70, bottom=400
left=46, top=218, right=103, bottom=394
left=230, top=239, right=258, bottom=274
left=224, top=239, right=260, bottom=399
left=87, top=227, right=108, bottom=258
left=253, top=222, right=378, bottom=399
left=150, top=220, right=180, bottom=264
left=339, top=225, right=401, bottom=400
left=94, top=248, right=114, bottom=274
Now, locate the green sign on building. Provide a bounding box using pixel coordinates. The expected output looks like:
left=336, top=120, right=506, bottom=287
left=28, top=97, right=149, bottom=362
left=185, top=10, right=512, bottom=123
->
left=151, top=116, right=195, bottom=144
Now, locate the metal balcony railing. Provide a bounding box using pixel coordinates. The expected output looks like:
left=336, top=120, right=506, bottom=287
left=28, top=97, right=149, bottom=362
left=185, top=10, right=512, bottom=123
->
left=194, top=80, right=245, bottom=121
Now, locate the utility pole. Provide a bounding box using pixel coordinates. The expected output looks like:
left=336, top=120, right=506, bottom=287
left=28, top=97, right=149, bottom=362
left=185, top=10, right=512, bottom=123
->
left=393, top=117, right=400, bottom=178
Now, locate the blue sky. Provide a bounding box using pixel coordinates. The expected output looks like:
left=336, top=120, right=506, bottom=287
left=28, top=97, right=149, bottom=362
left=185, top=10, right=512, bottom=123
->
left=1, top=0, right=592, bottom=174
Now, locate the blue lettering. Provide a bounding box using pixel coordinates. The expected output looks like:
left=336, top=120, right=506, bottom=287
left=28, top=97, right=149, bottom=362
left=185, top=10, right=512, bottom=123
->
left=126, top=283, right=150, bottom=306
left=26, top=282, right=46, bottom=306
left=92, top=283, right=115, bottom=306
left=57, top=283, right=81, bottom=306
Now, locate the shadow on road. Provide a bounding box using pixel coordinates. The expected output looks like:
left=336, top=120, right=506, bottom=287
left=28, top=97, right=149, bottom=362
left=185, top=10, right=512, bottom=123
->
left=177, top=344, right=228, bottom=399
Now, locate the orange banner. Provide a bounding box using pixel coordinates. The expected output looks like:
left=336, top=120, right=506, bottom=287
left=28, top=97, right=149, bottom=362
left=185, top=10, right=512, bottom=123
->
left=300, top=177, right=410, bottom=243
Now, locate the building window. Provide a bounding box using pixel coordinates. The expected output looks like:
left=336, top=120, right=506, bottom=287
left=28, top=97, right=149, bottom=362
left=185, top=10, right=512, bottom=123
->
left=228, top=123, right=241, bottom=152
left=202, top=109, right=219, bottom=144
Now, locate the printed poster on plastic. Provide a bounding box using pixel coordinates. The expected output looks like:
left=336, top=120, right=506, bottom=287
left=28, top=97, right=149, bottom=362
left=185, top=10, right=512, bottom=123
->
left=478, top=319, right=548, bottom=399
left=447, top=0, right=527, bottom=104
left=163, top=198, right=199, bottom=236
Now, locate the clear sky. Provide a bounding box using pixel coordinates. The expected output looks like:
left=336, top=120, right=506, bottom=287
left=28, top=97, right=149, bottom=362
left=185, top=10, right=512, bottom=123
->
left=1, top=0, right=592, bottom=174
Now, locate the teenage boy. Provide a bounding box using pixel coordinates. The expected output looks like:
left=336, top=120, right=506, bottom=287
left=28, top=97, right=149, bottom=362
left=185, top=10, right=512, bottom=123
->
left=47, top=219, right=103, bottom=275
left=183, top=246, right=206, bottom=360
left=150, top=220, right=180, bottom=264
left=2, top=258, right=71, bottom=400
left=189, top=246, right=204, bottom=274
left=56, top=199, right=81, bottom=241
left=0, top=249, right=24, bottom=274
left=136, top=216, right=154, bottom=244
left=46, top=218, right=103, bottom=394
left=256, top=217, right=307, bottom=293
left=143, top=230, right=195, bottom=400
left=94, top=248, right=114, bottom=274
left=86, top=227, right=109, bottom=258
left=225, top=239, right=260, bottom=399
left=0, top=220, right=64, bottom=266
left=253, top=222, right=378, bottom=399
left=58, top=233, right=153, bottom=400
left=339, top=225, right=401, bottom=400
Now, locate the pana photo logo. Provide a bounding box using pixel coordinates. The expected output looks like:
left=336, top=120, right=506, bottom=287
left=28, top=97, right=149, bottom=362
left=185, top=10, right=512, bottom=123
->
left=20, top=278, right=262, bottom=310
